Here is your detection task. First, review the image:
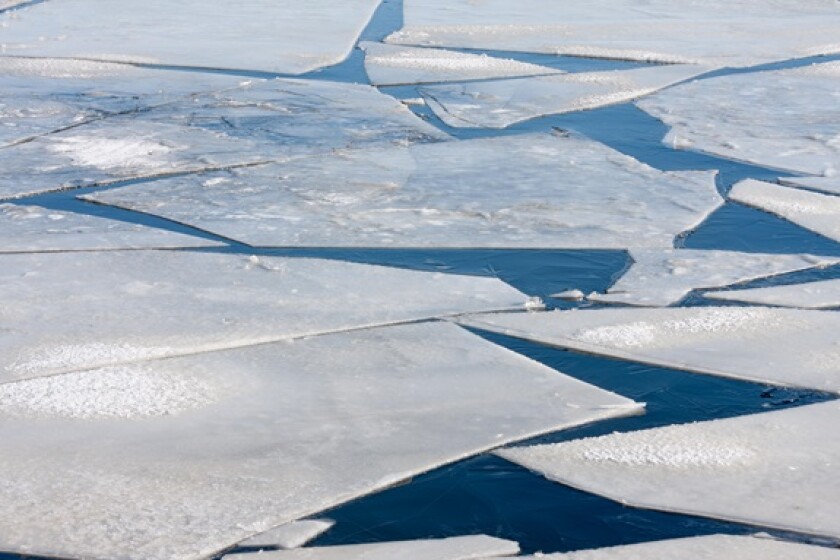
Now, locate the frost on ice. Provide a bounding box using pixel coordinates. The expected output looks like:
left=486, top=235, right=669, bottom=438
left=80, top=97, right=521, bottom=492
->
left=729, top=180, right=840, bottom=244
left=238, top=519, right=335, bottom=550
left=588, top=248, right=839, bottom=307
left=706, top=278, right=840, bottom=310
left=225, top=534, right=519, bottom=559
left=638, top=62, right=840, bottom=176
left=0, top=322, right=641, bottom=560
left=0, top=250, right=531, bottom=382
left=360, top=41, right=561, bottom=86
left=496, top=535, right=840, bottom=559
left=0, top=0, right=382, bottom=74
left=0, top=78, right=447, bottom=200
left=84, top=133, right=722, bottom=249
left=421, top=65, right=710, bottom=129
left=458, top=307, right=840, bottom=393
left=497, top=401, right=840, bottom=539
left=386, top=0, right=840, bottom=68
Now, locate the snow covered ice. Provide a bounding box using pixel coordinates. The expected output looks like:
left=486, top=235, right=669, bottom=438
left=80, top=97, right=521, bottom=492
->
left=84, top=133, right=721, bottom=248
left=497, top=401, right=840, bottom=540
left=706, top=278, right=840, bottom=309
left=237, top=520, right=335, bottom=550
left=0, top=321, right=640, bottom=560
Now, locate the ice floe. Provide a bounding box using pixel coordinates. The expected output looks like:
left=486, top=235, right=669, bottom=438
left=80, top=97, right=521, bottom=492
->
left=0, top=322, right=641, bottom=559
left=0, top=0, right=382, bottom=73
left=84, top=133, right=721, bottom=248
left=458, top=307, right=840, bottom=393
left=781, top=176, right=840, bottom=197
left=387, top=0, right=840, bottom=68
left=238, top=520, right=335, bottom=550
left=638, top=62, right=840, bottom=176
left=421, top=65, right=709, bottom=129
left=588, top=249, right=839, bottom=307
left=706, top=278, right=840, bottom=309
left=0, top=250, right=530, bottom=382
left=729, top=180, right=840, bottom=244
left=360, top=41, right=561, bottom=86
left=497, top=400, right=840, bottom=539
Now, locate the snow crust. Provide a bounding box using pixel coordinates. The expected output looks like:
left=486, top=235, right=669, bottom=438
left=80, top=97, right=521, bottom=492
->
left=238, top=520, right=335, bottom=549
left=84, top=133, right=721, bottom=249
left=421, top=65, right=709, bottom=129
left=0, top=322, right=640, bottom=559
left=0, top=0, right=382, bottom=73
left=589, top=248, right=839, bottom=307
left=458, top=307, right=840, bottom=393
left=0, top=250, right=530, bottom=382
left=638, top=62, right=840, bottom=176
left=497, top=401, right=840, bottom=539
left=706, top=278, right=840, bottom=309
left=729, top=180, right=840, bottom=244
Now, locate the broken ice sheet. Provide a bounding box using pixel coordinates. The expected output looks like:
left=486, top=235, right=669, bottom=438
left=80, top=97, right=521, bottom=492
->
left=226, top=535, right=519, bottom=559
left=588, top=248, right=839, bottom=307
left=421, top=65, right=709, bottom=129
left=492, top=535, right=840, bottom=560
left=387, top=0, right=840, bottom=68
left=638, top=62, right=840, bottom=176
left=0, top=202, right=221, bottom=252
left=84, top=133, right=721, bottom=249
left=0, top=321, right=641, bottom=560
left=238, top=520, right=335, bottom=550
left=458, top=307, right=840, bottom=393
left=706, top=278, right=840, bottom=309
left=360, top=41, right=562, bottom=87
left=781, top=176, right=840, bottom=197
left=0, top=0, right=381, bottom=73
left=0, top=78, right=447, bottom=200
left=497, top=400, right=840, bottom=539
left=0, top=250, right=530, bottom=382
left=729, top=180, right=840, bottom=244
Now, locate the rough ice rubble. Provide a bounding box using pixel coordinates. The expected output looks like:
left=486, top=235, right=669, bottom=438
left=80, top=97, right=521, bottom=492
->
left=781, top=176, right=840, bottom=197
left=421, top=65, right=710, bottom=129
left=360, top=41, right=561, bottom=86
left=0, top=0, right=382, bottom=74
left=0, top=250, right=531, bottom=382
left=84, top=133, right=721, bottom=249
left=0, top=78, right=447, bottom=200
left=729, top=180, right=840, bottom=244
left=0, top=321, right=641, bottom=560
left=0, top=202, right=219, bottom=251
left=237, top=520, right=335, bottom=550
left=458, top=307, right=840, bottom=393
left=226, top=535, right=519, bottom=559
left=497, top=400, right=840, bottom=540
left=638, top=62, right=840, bottom=176
left=386, top=0, right=840, bottom=68
left=706, top=278, right=840, bottom=309
left=588, top=249, right=839, bottom=307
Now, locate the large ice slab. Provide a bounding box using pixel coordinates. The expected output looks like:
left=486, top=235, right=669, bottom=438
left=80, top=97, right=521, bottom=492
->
left=706, top=278, right=840, bottom=309
left=729, top=180, right=840, bottom=244
left=0, top=0, right=381, bottom=74
left=638, top=62, right=840, bottom=176
left=0, top=321, right=641, bottom=560
left=0, top=78, right=447, bottom=200
left=0, top=250, right=530, bottom=382
left=588, top=249, right=839, bottom=307
left=387, top=0, right=840, bottom=68
left=421, top=65, right=709, bottom=129
left=84, top=133, right=721, bottom=249
left=458, top=307, right=840, bottom=393
left=238, top=520, right=335, bottom=550
left=360, top=41, right=561, bottom=86
left=226, top=535, right=519, bottom=559
left=497, top=401, right=840, bottom=539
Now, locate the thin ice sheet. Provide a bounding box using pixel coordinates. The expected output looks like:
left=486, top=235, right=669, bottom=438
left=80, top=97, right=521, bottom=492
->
left=706, top=278, right=840, bottom=309
left=781, top=176, right=840, bottom=197
left=238, top=520, right=335, bottom=550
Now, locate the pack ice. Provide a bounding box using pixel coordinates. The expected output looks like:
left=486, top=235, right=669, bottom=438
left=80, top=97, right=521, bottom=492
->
left=0, top=250, right=532, bottom=382
left=706, top=278, right=840, bottom=309
left=588, top=249, right=839, bottom=307
left=458, top=307, right=840, bottom=393
left=0, top=321, right=641, bottom=560
left=0, top=0, right=382, bottom=73
left=497, top=401, right=840, bottom=539
left=638, top=62, right=840, bottom=176
left=421, top=65, right=709, bottom=129
left=387, top=0, right=840, bottom=68
left=83, top=133, right=721, bottom=249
